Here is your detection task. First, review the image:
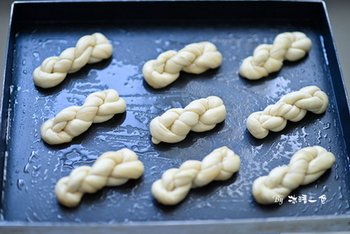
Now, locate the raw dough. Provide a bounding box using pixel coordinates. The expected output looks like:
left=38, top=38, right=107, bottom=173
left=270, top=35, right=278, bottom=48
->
left=239, top=32, right=312, bottom=80
left=33, top=32, right=113, bottom=88
left=40, top=89, right=126, bottom=145
left=55, top=148, right=144, bottom=207
left=143, top=41, right=222, bottom=88
left=252, top=146, right=335, bottom=205
left=246, top=86, right=328, bottom=139
left=151, top=146, right=241, bottom=205
left=150, top=96, right=226, bottom=144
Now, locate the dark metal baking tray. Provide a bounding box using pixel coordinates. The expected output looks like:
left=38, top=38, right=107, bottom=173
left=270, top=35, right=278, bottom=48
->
left=1, top=0, right=350, bottom=233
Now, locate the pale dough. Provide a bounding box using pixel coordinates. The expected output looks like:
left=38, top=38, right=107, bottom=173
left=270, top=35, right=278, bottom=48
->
left=252, top=146, right=335, bottom=205
left=40, top=89, right=126, bottom=145
left=143, top=41, right=222, bottom=88
left=239, top=31, right=312, bottom=80
left=33, top=32, right=113, bottom=88
left=246, top=86, right=328, bottom=139
left=55, top=148, right=144, bottom=207
left=150, top=96, right=226, bottom=144
left=151, top=146, right=241, bottom=205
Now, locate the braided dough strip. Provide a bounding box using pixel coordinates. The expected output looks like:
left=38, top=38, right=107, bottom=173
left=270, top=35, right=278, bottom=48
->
left=239, top=31, right=312, bottom=80
left=150, top=96, right=226, bottom=144
left=41, top=89, right=126, bottom=145
left=33, top=32, right=113, bottom=88
left=252, top=146, right=335, bottom=205
left=55, top=148, right=144, bottom=207
left=246, top=86, right=328, bottom=139
left=151, top=146, right=241, bottom=205
left=143, top=41, right=222, bottom=89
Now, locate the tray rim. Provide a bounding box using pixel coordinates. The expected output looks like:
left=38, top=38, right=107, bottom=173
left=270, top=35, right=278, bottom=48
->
left=1, top=0, right=350, bottom=232
left=0, top=214, right=349, bottom=233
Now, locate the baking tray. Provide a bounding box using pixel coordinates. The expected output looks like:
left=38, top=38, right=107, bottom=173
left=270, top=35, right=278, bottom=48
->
left=1, top=0, right=350, bottom=233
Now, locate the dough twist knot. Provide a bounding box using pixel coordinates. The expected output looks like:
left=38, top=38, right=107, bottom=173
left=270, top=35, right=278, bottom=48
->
left=246, top=86, right=328, bottom=139
left=252, top=146, right=335, bottom=205
left=40, top=89, right=126, bottom=145
left=239, top=31, right=312, bottom=80
left=55, top=148, right=144, bottom=207
left=33, top=32, right=113, bottom=88
left=143, top=41, right=222, bottom=88
left=150, top=96, right=226, bottom=144
left=151, top=146, right=241, bottom=205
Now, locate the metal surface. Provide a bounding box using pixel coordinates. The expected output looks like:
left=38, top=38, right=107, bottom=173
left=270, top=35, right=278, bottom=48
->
left=1, top=0, right=350, bottom=232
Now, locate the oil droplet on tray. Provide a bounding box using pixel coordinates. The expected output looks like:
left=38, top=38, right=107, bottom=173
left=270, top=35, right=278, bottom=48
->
left=17, top=178, right=25, bottom=190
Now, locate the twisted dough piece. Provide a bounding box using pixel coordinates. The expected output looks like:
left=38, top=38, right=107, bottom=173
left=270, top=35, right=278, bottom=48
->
left=41, top=89, right=126, bottom=145
left=150, top=96, right=226, bottom=144
left=246, top=86, right=328, bottom=139
left=143, top=41, right=222, bottom=88
left=33, top=32, right=113, bottom=88
left=152, top=146, right=241, bottom=205
left=239, top=31, right=312, bottom=80
left=252, top=146, right=335, bottom=205
left=55, top=148, right=144, bottom=207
